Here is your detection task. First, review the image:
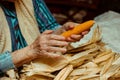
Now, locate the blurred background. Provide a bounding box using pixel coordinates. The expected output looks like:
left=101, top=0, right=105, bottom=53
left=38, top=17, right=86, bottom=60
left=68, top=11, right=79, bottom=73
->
left=45, top=0, right=120, bottom=24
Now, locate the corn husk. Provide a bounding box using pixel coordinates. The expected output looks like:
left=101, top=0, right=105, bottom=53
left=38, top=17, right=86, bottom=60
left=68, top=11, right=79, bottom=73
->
left=4, top=27, right=120, bottom=80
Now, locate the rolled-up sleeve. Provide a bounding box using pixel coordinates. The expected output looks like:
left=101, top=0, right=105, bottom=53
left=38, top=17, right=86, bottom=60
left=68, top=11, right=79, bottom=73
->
left=0, top=51, right=15, bottom=74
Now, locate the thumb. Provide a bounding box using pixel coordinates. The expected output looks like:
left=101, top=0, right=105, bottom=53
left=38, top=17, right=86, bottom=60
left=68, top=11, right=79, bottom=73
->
left=63, top=22, right=78, bottom=30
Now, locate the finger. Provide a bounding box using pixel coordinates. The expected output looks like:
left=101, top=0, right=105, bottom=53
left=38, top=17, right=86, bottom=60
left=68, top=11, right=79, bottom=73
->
left=67, top=25, right=74, bottom=30
left=48, top=35, right=66, bottom=41
left=66, top=35, right=83, bottom=42
left=44, top=51, right=61, bottom=58
left=45, top=46, right=67, bottom=53
left=66, top=23, right=78, bottom=30
left=63, top=22, right=77, bottom=30
left=82, top=30, right=89, bottom=35
left=43, top=30, right=54, bottom=34
left=47, top=40, right=68, bottom=46
left=70, top=34, right=83, bottom=41
left=66, top=37, right=76, bottom=42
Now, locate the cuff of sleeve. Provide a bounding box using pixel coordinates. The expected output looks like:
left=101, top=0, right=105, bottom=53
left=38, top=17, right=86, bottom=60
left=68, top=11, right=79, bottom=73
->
left=0, top=51, right=15, bottom=73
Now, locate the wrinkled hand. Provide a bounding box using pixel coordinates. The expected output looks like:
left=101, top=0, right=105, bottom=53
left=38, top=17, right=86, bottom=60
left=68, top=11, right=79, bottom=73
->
left=30, top=30, right=68, bottom=58
left=55, top=22, right=89, bottom=42
left=62, top=22, right=89, bottom=42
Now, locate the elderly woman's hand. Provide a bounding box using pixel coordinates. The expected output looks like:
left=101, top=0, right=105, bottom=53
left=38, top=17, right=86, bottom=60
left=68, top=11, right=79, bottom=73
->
left=30, top=30, right=69, bottom=58
left=11, top=30, right=68, bottom=67
left=55, top=22, right=89, bottom=42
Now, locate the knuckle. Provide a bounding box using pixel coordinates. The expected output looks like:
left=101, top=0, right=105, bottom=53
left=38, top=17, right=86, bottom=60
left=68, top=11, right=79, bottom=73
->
left=40, top=40, right=47, bottom=45
left=48, top=35, right=53, bottom=39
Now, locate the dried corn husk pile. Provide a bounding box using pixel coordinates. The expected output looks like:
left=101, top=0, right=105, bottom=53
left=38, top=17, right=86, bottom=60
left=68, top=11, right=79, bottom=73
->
left=4, top=27, right=120, bottom=80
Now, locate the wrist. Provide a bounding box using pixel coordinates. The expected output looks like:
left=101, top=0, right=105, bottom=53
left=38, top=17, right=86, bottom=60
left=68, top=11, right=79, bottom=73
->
left=26, top=45, right=37, bottom=59
left=11, top=46, right=37, bottom=67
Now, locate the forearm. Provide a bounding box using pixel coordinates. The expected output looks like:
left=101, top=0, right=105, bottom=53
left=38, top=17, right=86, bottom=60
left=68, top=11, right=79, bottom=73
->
left=0, top=45, right=36, bottom=74
left=11, top=46, right=36, bottom=67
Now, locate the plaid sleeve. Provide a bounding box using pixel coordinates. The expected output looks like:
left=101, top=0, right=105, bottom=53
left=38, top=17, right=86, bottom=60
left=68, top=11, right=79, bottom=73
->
left=0, top=51, right=15, bottom=74
left=33, top=0, right=61, bottom=33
